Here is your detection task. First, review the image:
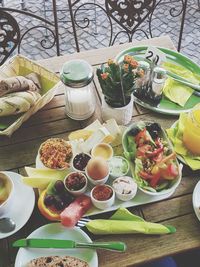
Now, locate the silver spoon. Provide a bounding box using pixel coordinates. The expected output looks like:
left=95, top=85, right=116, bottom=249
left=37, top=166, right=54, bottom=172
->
left=0, top=217, right=16, bottom=233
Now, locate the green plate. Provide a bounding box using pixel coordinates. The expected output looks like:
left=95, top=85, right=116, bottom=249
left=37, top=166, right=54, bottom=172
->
left=115, top=46, right=200, bottom=116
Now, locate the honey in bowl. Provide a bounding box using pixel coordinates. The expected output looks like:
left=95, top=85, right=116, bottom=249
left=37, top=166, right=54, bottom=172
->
left=91, top=143, right=113, bottom=160
left=0, top=173, right=13, bottom=206
left=183, top=105, right=200, bottom=155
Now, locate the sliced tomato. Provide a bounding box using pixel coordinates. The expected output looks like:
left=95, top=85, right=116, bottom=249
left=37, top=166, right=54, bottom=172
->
left=135, top=129, right=150, bottom=146
left=160, top=163, right=179, bottom=180
left=150, top=173, right=161, bottom=188
left=136, top=144, right=152, bottom=158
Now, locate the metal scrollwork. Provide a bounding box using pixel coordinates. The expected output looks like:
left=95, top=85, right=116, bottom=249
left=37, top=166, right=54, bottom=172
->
left=0, top=10, right=20, bottom=65
left=105, top=0, right=156, bottom=34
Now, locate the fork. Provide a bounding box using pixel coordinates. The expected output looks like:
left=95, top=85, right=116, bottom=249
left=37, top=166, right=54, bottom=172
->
left=76, top=218, right=127, bottom=252
left=76, top=218, right=91, bottom=229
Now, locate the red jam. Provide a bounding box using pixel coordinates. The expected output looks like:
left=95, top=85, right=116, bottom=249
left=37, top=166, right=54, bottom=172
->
left=92, top=185, right=113, bottom=201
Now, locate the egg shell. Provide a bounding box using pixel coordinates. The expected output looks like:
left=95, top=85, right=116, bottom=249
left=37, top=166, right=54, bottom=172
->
left=86, top=157, right=109, bottom=180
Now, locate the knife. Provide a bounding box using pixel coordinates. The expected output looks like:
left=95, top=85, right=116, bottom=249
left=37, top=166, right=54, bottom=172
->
left=13, top=238, right=126, bottom=252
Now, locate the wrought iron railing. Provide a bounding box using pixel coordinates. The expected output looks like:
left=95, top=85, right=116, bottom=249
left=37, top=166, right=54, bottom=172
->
left=0, top=0, right=60, bottom=65
left=68, top=0, right=188, bottom=52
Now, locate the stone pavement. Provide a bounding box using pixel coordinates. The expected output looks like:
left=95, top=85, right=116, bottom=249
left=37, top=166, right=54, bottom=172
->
left=2, top=0, right=200, bottom=64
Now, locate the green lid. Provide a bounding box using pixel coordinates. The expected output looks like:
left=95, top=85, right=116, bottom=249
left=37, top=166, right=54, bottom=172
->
left=60, top=59, right=94, bottom=88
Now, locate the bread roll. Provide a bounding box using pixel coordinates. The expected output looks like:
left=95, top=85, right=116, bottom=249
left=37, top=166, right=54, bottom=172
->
left=0, top=91, right=41, bottom=117
left=26, top=256, right=89, bottom=267
left=0, top=73, right=41, bottom=97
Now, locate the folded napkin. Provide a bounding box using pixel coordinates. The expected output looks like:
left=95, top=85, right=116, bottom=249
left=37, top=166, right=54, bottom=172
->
left=86, top=208, right=176, bottom=235
left=166, top=114, right=200, bottom=170
left=162, top=62, right=200, bottom=107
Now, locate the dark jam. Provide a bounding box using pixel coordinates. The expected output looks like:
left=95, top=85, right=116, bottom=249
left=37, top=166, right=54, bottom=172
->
left=73, top=153, right=91, bottom=171
left=92, top=185, right=113, bottom=201
left=65, top=172, right=86, bottom=191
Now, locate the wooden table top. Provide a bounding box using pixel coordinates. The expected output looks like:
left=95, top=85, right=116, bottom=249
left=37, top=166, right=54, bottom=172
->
left=0, top=36, right=200, bottom=267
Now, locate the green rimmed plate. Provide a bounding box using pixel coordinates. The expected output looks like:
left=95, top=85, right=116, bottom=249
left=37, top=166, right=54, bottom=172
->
left=115, top=46, right=200, bottom=116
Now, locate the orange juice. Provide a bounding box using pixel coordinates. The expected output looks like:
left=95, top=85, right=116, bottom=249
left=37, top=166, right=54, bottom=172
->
left=183, top=107, right=200, bottom=155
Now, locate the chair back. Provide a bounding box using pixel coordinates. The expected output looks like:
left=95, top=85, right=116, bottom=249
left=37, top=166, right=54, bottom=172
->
left=0, top=9, right=20, bottom=65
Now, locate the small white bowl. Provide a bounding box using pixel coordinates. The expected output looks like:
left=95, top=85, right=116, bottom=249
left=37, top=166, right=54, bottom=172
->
left=113, top=176, right=137, bottom=201
left=85, top=166, right=109, bottom=185
left=91, top=184, right=115, bottom=210
left=0, top=172, right=14, bottom=216
left=109, top=156, right=130, bottom=179
left=91, top=143, right=113, bottom=161
left=72, top=153, right=91, bottom=172
left=64, top=172, right=88, bottom=196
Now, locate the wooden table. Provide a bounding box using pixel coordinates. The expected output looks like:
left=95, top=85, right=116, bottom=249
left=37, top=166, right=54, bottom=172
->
left=0, top=36, right=200, bottom=267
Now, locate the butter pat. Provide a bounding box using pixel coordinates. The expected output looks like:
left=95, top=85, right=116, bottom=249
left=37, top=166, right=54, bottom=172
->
left=80, top=127, right=114, bottom=153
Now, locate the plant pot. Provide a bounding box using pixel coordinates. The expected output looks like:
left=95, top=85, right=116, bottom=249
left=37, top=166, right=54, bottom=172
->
left=101, top=94, right=134, bottom=125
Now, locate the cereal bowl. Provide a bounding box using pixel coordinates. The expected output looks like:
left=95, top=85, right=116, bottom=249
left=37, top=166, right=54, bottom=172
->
left=37, top=138, right=73, bottom=170
left=91, top=184, right=115, bottom=210
left=0, top=172, right=14, bottom=216
left=64, top=172, right=88, bottom=196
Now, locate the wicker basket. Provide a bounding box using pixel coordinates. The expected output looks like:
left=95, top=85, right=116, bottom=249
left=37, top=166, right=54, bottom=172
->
left=0, top=55, right=62, bottom=136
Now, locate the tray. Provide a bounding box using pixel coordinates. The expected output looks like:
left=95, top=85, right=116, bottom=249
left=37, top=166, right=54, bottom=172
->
left=0, top=55, right=62, bottom=136
left=115, top=46, right=200, bottom=115
left=36, top=125, right=178, bottom=217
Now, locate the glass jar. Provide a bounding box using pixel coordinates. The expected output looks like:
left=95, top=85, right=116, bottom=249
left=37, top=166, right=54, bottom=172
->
left=60, top=59, right=95, bottom=120
left=183, top=104, right=200, bottom=155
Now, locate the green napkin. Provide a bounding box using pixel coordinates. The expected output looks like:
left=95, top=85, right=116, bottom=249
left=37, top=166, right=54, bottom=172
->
left=166, top=114, right=200, bottom=170
left=162, top=62, right=200, bottom=107
left=86, top=208, right=176, bottom=235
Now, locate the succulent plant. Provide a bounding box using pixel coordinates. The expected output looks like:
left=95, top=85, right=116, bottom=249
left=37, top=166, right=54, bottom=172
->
left=97, top=55, right=143, bottom=108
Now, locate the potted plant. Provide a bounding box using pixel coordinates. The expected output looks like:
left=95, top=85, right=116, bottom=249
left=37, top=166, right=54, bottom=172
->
left=97, top=55, right=143, bottom=125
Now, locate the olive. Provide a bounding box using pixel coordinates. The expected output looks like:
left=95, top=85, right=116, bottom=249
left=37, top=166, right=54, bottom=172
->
left=60, top=192, right=75, bottom=205
left=54, top=180, right=65, bottom=194
left=44, top=194, right=55, bottom=207
left=54, top=196, right=65, bottom=210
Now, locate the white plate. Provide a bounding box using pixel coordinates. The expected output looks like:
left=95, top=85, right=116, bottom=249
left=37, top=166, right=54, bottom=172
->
left=0, top=171, right=35, bottom=239
left=192, top=181, right=200, bottom=221
left=15, top=223, right=98, bottom=267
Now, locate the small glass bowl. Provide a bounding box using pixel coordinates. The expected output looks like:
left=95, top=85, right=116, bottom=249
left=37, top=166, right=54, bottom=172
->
left=91, top=184, right=115, bottom=210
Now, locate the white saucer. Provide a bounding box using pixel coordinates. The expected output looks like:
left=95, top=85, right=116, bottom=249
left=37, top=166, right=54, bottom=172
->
left=192, top=180, right=200, bottom=222
left=15, top=223, right=98, bottom=267
left=0, top=171, right=35, bottom=239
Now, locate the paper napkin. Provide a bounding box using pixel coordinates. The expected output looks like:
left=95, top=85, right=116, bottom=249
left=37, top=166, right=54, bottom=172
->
left=166, top=113, right=200, bottom=170
left=86, top=208, right=176, bottom=235
left=162, top=62, right=200, bottom=107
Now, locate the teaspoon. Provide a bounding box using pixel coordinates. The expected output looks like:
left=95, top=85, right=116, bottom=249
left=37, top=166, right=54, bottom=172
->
left=0, top=217, right=16, bottom=233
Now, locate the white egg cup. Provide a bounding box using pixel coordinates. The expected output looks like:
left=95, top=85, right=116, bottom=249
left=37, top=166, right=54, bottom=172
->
left=85, top=166, right=109, bottom=185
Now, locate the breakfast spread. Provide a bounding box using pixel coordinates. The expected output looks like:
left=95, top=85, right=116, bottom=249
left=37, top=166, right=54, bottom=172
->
left=39, top=138, right=73, bottom=169
left=26, top=255, right=89, bottom=267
